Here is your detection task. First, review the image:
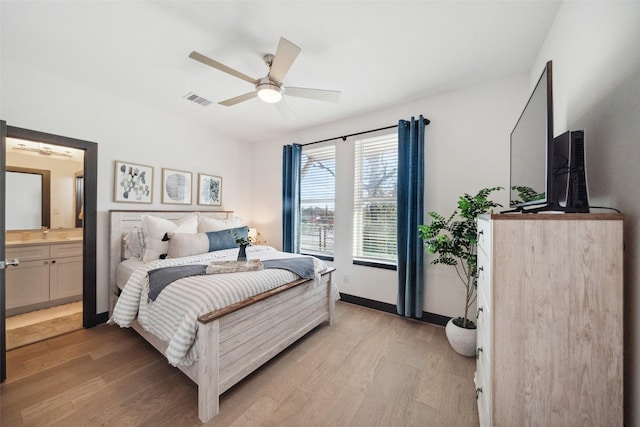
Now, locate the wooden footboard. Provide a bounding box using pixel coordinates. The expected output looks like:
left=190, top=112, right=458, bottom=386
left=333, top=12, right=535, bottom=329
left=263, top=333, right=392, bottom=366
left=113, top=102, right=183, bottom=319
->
left=197, top=267, right=335, bottom=422
left=126, top=268, right=335, bottom=422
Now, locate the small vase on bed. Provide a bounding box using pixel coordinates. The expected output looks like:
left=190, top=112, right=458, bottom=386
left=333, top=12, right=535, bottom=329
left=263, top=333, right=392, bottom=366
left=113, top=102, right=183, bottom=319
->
left=237, top=244, right=248, bottom=261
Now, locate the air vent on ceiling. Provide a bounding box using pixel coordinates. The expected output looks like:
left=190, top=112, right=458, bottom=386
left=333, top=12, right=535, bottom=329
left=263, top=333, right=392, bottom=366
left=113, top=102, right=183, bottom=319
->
left=183, top=92, right=212, bottom=106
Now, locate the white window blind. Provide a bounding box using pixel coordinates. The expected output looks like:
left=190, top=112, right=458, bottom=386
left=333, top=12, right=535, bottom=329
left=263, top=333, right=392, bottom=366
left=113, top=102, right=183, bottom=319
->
left=300, top=144, right=335, bottom=257
left=353, top=134, right=398, bottom=264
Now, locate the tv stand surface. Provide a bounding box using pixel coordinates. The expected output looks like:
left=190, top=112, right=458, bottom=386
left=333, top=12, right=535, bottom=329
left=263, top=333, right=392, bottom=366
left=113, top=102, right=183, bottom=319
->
left=501, top=202, right=567, bottom=214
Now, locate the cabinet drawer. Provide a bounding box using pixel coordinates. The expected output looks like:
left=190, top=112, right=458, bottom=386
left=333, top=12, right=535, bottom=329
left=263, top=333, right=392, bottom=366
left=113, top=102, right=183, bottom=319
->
left=476, top=248, right=491, bottom=310
left=50, top=243, right=83, bottom=258
left=477, top=382, right=490, bottom=427
left=476, top=345, right=491, bottom=427
left=6, top=245, right=50, bottom=262
left=476, top=303, right=491, bottom=357
left=477, top=217, right=491, bottom=255
left=476, top=319, right=491, bottom=370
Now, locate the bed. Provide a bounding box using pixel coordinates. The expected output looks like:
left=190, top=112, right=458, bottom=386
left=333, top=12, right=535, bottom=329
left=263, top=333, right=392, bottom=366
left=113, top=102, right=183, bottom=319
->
left=108, top=210, right=336, bottom=422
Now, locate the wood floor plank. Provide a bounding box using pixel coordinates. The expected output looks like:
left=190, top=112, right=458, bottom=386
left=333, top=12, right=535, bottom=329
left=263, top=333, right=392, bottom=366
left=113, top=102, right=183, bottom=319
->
left=306, top=382, right=365, bottom=427
left=6, top=312, right=83, bottom=350
left=21, top=377, right=107, bottom=426
left=1, top=301, right=478, bottom=426
left=349, top=351, right=422, bottom=426
left=49, top=358, right=177, bottom=427
left=435, top=371, right=480, bottom=427
left=6, top=326, right=129, bottom=382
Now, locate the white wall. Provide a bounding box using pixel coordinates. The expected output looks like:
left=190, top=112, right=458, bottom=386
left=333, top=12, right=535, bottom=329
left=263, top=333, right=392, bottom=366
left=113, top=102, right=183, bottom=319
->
left=532, top=2, right=640, bottom=425
left=532, top=1, right=640, bottom=137
left=1, top=60, right=255, bottom=314
left=252, top=76, right=528, bottom=316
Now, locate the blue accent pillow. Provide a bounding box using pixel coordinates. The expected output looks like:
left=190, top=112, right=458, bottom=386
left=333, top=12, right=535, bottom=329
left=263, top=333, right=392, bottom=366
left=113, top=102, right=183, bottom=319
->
left=206, top=226, right=249, bottom=252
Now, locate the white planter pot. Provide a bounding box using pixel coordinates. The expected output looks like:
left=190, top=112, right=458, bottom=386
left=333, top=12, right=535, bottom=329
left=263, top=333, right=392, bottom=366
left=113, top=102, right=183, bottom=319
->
left=445, top=318, right=476, bottom=357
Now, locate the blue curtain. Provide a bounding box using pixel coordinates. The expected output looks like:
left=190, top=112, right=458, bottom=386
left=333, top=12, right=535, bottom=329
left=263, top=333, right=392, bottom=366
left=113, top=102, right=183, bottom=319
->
left=282, top=144, right=301, bottom=253
left=397, top=115, right=426, bottom=318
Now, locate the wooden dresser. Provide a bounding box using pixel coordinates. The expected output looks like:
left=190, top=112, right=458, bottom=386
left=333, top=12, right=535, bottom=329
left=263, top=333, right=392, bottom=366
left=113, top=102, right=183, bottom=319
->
left=474, top=213, right=623, bottom=426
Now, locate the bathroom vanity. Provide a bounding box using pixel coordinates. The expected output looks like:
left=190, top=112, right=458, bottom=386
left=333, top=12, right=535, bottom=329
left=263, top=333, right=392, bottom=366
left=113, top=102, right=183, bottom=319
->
left=5, top=233, right=83, bottom=316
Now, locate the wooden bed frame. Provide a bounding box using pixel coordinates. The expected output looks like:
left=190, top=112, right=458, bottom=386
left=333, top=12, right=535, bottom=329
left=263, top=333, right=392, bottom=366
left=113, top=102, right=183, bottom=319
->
left=108, top=210, right=336, bottom=422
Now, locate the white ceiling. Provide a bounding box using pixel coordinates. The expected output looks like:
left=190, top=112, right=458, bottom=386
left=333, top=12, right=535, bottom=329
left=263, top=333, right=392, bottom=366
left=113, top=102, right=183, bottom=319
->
left=1, top=1, right=562, bottom=143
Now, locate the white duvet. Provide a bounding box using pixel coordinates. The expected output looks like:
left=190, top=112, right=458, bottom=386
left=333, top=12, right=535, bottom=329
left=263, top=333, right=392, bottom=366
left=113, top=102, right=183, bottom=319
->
left=109, top=246, right=327, bottom=366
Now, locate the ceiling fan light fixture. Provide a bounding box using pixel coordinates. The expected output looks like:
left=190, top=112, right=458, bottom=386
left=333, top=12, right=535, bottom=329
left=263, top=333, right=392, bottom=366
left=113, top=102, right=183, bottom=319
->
left=257, top=80, right=283, bottom=103
left=189, top=37, right=340, bottom=112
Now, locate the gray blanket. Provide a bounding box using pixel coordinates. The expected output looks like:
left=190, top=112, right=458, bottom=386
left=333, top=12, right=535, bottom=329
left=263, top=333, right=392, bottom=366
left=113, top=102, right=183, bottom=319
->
left=263, top=257, right=316, bottom=280
left=147, top=257, right=316, bottom=301
left=148, top=264, right=206, bottom=301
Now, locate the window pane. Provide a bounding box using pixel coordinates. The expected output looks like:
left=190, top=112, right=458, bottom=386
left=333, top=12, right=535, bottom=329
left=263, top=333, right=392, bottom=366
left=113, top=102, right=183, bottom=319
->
left=300, top=144, right=335, bottom=256
left=353, top=134, right=397, bottom=263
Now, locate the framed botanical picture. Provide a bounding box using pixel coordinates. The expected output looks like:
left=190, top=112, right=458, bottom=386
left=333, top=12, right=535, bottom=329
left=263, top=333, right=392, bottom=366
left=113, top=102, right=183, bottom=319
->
left=162, top=168, right=192, bottom=205
left=114, top=160, right=153, bottom=203
left=198, top=173, right=222, bottom=206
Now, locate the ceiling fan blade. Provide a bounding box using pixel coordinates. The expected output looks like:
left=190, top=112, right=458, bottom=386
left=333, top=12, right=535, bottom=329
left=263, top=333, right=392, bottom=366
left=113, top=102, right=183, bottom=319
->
left=269, top=38, right=301, bottom=84
left=275, top=98, right=295, bottom=121
left=189, top=51, right=258, bottom=85
left=286, top=87, right=341, bottom=103
left=218, top=91, right=258, bottom=106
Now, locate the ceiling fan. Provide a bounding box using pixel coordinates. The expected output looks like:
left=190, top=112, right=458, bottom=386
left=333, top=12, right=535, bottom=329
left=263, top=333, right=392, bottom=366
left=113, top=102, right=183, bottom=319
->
left=189, top=37, right=341, bottom=116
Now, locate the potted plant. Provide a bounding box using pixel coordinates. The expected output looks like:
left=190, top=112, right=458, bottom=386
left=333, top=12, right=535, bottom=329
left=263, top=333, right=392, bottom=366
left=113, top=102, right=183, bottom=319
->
left=418, top=186, right=502, bottom=356
left=232, top=231, right=252, bottom=261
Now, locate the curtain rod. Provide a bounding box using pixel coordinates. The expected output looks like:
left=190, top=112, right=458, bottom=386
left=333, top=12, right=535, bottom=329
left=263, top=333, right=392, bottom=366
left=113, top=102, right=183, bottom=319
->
left=300, top=116, right=430, bottom=147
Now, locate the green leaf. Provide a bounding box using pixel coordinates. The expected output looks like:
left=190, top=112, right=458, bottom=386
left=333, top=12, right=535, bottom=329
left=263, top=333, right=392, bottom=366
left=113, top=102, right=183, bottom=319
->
left=418, top=186, right=503, bottom=321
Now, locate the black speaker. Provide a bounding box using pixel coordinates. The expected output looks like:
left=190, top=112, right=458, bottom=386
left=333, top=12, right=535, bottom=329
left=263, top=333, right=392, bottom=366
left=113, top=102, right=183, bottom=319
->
left=565, top=130, right=590, bottom=213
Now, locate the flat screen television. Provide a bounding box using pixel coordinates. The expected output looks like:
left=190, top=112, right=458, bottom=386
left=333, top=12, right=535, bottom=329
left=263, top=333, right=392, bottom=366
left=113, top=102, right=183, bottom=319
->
left=509, top=60, right=590, bottom=213
left=509, top=60, right=566, bottom=212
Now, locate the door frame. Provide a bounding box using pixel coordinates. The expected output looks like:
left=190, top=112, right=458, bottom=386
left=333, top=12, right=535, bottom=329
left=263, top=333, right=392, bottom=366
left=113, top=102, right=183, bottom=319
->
left=1, top=121, right=6, bottom=382
left=1, top=122, right=98, bottom=382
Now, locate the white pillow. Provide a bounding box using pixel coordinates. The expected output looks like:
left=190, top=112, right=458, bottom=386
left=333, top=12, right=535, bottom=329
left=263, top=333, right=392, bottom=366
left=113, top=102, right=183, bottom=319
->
left=197, top=215, right=243, bottom=232
left=165, top=232, right=210, bottom=259
left=141, top=213, right=198, bottom=261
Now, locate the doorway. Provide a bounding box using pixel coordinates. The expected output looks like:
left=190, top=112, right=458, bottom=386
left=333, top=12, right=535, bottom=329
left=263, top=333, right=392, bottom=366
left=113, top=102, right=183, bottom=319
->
left=5, top=140, right=85, bottom=349
left=1, top=122, right=98, bottom=382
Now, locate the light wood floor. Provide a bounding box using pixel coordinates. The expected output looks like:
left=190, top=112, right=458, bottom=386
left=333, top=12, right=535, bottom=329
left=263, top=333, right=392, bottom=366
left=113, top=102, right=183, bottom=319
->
left=5, top=301, right=83, bottom=330
left=1, top=301, right=479, bottom=426
left=5, top=301, right=83, bottom=350
left=5, top=301, right=82, bottom=330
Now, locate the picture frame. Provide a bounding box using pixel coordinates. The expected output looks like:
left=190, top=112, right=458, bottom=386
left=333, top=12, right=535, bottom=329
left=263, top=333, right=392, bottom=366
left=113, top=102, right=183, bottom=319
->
left=198, top=173, right=222, bottom=206
left=162, top=168, right=192, bottom=205
left=114, top=160, right=153, bottom=203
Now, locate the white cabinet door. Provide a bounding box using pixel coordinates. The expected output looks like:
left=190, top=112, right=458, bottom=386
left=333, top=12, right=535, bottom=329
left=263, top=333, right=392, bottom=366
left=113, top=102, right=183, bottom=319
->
left=5, top=259, right=50, bottom=309
left=50, top=255, right=83, bottom=300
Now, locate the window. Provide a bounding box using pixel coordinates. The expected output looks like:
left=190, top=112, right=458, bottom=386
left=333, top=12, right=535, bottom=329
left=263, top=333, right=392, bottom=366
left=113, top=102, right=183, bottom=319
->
left=300, top=144, right=335, bottom=258
left=353, top=134, right=398, bottom=266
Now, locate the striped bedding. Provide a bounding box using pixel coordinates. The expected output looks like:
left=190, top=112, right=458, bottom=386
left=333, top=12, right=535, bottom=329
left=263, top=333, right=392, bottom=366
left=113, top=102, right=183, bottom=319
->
left=109, top=245, right=327, bottom=366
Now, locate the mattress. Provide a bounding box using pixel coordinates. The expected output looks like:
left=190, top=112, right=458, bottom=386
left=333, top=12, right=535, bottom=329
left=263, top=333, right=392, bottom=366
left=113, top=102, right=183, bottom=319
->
left=116, top=258, right=145, bottom=290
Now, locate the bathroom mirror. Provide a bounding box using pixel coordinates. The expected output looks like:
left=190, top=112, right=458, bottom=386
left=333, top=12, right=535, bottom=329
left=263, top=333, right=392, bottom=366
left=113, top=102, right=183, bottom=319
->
left=5, top=166, right=51, bottom=230
left=6, top=137, right=85, bottom=231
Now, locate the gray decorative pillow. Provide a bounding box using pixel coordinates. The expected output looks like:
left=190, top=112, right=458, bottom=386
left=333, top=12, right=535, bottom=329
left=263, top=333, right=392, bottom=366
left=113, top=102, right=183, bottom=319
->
left=166, top=226, right=249, bottom=258
left=207, top=226, right=248, bottom=251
